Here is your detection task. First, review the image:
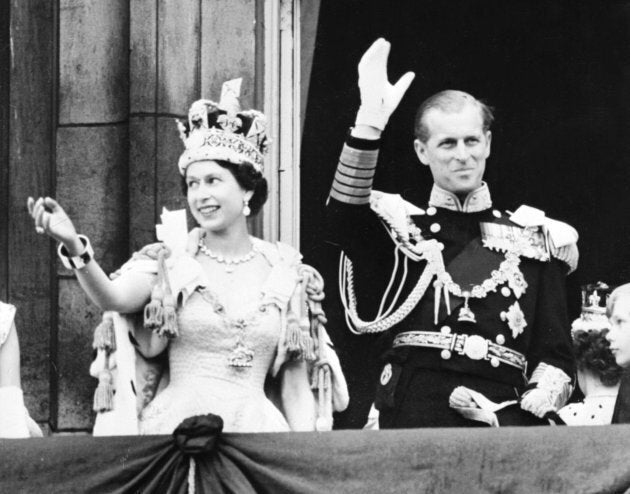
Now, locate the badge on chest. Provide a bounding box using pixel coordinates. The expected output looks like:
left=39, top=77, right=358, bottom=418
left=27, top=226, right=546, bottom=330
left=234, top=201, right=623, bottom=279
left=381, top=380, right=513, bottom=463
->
left=480, top=221, right=550, bottom=262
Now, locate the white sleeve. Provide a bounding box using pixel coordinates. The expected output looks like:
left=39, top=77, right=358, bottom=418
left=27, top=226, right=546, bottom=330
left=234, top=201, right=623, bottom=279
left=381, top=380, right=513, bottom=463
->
left=0, top=302, right=16, bottom=347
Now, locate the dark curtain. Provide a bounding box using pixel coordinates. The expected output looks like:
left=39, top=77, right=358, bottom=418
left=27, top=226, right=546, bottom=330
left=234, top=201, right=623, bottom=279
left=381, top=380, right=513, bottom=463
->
left=3, top=423, right=630, bottom=493
left=301, top=0, right=630, bottom=428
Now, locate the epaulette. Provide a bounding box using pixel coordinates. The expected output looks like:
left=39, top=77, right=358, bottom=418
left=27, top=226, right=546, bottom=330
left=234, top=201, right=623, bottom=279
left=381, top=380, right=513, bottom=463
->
left=482, top=205, right=579, bottom=272
left=369, top=190, right=425, bottom=245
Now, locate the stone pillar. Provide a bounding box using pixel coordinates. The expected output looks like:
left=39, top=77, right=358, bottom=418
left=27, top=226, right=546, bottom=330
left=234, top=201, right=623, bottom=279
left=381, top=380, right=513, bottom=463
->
left=56, top=0, right=129, bottom=430
left=8, top=0, right=57, bottom=430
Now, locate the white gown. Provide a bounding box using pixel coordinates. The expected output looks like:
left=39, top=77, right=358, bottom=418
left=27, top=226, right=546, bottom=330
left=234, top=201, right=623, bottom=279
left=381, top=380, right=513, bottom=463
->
left=91, top=230, right=348, bottom=436
left=139, top=284, right=290, bottom=434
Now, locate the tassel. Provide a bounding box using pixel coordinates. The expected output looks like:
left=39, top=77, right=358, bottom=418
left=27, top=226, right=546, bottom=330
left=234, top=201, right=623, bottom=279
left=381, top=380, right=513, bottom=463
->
left=302, top=334, right=316, bottom=362
left=307, top=308, right=327, bottom=363
left=188, top=457, right=196, bottom=494
left=144, top=284, right=164, bottom=329
left=93, top=314, right=116, bottom=352
left=433, top=279, right=444, bottom=325
left=315, top=366, right=333, bottom=431
left=144, top=247, right=168, bottom=330
left=158, top=293, right=179, bottom=338
left=89, top=349, right=107, bottom=378
left=153, top=245, right=180, bottom=338
left=310, top=366, right=319, bottom=389
left=285, top=320, right=307, bottom=360
left=93, top=370, right=115, bottom=413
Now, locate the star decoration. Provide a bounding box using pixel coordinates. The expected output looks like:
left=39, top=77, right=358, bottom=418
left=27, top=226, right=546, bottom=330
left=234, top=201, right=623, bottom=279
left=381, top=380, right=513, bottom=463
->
left=500, top=301, right=527, bottom=339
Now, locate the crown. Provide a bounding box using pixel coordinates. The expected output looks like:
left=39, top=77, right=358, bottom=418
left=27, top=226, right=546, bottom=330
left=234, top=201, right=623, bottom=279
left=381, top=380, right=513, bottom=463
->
left=571, top=281, right=612, bottom=336
left=176, top=78, right=268, bottom=175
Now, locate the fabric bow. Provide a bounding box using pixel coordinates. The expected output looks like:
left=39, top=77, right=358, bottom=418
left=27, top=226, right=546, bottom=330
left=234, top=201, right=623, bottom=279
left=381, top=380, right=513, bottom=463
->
left=173, top=414, right=224, bottom=455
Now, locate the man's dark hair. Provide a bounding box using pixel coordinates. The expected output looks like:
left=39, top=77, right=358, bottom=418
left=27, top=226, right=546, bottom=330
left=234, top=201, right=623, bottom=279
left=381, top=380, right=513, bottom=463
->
left=414, top=90, right=495, bottom=143
left=181, top=160, right=268, bottom=216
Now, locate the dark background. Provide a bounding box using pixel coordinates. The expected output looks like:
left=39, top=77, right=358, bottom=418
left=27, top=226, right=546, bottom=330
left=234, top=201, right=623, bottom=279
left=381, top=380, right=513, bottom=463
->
left=301, top=0, right=630, bottom=428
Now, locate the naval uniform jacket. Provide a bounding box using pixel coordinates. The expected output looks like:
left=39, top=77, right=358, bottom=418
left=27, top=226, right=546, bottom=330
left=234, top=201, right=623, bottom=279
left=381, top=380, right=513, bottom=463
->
left=326, top=133, right=575, bottom=425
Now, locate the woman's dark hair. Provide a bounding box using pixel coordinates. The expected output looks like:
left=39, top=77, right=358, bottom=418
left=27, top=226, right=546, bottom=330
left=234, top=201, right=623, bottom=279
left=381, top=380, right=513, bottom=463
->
left=181, top=160, right=268, bottom=216
left=573, top=329, right=623, bottom=386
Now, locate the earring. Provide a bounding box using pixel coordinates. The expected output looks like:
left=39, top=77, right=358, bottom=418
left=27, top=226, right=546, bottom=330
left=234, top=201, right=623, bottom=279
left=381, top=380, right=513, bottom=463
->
left=243, top=198, right=251, bottom=217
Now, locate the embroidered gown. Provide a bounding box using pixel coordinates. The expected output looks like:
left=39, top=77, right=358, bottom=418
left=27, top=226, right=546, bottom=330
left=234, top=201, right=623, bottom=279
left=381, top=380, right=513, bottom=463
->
left=91, top=229, right=348, bottom=436
left=139, top=285, right=290, bottom=434
left=136, top=237, right=298, bottom=434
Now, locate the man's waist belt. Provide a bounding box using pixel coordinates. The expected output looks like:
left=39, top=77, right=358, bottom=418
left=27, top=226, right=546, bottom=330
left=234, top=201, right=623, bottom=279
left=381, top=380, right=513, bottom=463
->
left=392, top=331, right=527, bottom=371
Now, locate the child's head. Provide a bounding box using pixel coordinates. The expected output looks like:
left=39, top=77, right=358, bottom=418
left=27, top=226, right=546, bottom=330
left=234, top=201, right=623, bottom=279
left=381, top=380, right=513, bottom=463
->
left=573, top=329, right=623, bottom=388
left=606, top=283, right=630, bottom=368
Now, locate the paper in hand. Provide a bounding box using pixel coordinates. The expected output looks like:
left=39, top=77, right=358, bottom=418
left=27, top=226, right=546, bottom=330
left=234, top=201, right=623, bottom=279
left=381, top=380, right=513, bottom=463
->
left=155, top=208, right=188, bottom=257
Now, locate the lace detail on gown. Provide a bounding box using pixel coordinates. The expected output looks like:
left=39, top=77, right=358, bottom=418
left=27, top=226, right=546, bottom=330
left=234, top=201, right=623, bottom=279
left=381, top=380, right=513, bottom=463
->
left=139, top=287, right=290, bottom=434
left=0, top=302, right=16, bottom=347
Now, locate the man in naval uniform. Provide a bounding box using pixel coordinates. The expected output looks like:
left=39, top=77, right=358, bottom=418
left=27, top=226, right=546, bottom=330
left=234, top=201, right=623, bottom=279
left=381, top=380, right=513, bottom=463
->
left=326, top=38, right=578, bottom=427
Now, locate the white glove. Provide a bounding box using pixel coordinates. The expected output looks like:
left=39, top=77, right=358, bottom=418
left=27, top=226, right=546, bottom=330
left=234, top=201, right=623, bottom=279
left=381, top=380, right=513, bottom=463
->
left=448, top=386, right=479, bottom=408
left=520, top=388, right=556, bottom=418
left=355, top=38, right=415, bottom=131
left=522, top=363, right=573, bottom=418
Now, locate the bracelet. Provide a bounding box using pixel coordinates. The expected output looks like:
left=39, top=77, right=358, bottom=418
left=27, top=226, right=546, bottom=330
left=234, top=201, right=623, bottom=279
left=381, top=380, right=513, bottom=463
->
left=57, top=235, right=94, bottom=270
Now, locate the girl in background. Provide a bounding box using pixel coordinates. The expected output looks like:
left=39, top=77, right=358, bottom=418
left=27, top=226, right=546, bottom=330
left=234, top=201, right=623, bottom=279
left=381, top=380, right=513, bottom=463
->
left=0, top=301, right=42, bottom=437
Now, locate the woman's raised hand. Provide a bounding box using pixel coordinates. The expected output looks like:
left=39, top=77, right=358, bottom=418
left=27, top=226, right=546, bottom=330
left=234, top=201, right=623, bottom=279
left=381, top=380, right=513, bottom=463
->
left=27, top=197, right=81, bottom=253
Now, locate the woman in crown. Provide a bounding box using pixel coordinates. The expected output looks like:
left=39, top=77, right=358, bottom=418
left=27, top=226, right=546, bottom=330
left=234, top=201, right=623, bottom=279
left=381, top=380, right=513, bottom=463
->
left=27, top=80, right=347, bottom=435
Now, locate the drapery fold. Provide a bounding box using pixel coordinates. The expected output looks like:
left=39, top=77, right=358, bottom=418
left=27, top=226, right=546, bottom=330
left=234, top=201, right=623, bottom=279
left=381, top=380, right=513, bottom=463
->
left=2, top=419, right=630, bottom=493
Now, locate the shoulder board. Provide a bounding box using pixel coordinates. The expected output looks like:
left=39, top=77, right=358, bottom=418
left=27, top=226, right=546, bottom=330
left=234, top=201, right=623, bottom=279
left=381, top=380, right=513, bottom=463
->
left=369, top=190, right=425, bottom=244
left=508, top=204, right=579, bottom=271
left=480, top=219, right=550, bottom=262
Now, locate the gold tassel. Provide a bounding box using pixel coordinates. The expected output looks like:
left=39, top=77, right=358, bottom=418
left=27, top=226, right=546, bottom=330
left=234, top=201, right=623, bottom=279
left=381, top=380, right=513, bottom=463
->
left=315, top=365, right=333, bottom=431
left=159, top=293, right=179, bottom=338
left=93, top=314, right=116, bottom=352
left=302, top=334, right=316, bottom=362
left=93, top=369, right=114, bottom=413
left=285, top=319, right=307, bottom=360
left=144, top=284, right=164, bottom=329
left=144, top=247, right=168, bottom=330
left=156, top=246, right=179, bottom=339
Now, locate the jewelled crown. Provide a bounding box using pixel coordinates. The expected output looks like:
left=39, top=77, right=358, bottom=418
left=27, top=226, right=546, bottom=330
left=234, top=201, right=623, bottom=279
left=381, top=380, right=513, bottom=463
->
left=571, top=281, right=612, bottom=335
left=176, top=78, right=269, bottom=175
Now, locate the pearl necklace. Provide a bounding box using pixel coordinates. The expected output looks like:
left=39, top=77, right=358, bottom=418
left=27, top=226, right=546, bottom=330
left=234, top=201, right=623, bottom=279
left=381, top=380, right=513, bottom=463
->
left=197, top=239, right=257, bottom=273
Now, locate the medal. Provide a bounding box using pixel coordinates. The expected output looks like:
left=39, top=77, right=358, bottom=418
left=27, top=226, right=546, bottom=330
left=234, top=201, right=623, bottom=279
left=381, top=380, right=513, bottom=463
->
left=500, top=301, right=527, bottom=339
left=227, top=318, right=255, bottom=367
left=458, top=292, right=477, bottom=323
left=228, top=343, right=255, bottom=367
